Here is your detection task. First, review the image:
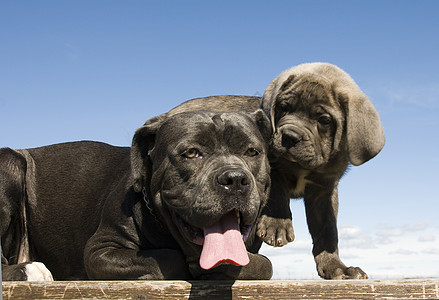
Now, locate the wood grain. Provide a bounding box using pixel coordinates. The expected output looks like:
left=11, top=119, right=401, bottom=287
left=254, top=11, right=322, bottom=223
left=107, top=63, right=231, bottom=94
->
left=2, top=279, right=439, bottom=299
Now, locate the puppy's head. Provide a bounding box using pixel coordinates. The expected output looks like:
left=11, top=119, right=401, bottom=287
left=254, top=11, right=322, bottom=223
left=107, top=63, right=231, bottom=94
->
left=262, top=62, right=385, bottom=170
left=131, top=110, right=271, bottom=267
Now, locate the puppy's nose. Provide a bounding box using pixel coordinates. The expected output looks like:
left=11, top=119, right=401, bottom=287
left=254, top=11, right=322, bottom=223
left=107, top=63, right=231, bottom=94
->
left=282, top=129, right=303, bottom=148
left=216, top=168, right=250, bottom=194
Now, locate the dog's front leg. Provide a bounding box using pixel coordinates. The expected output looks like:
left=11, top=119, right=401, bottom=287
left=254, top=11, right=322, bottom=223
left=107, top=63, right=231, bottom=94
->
left=304, top=184, right=367, bottom=279
left=256, top=169, right=295, bottom=247
left=83, top=194, right=192, bottom=280
left=186, top=252, right=272, bottom=280
left=84, top=246, right=191, bottom=280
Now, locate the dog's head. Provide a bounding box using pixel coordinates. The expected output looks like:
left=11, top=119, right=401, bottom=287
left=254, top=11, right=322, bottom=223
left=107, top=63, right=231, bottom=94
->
left=262, top=62, right=385, bottom=171
left=131, top=110, right=271, bottom=269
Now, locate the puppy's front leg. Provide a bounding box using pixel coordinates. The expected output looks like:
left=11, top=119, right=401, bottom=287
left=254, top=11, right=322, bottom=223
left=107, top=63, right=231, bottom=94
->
left=304, top=184, right=367, bottom=279
left=256, top=169, right=295, bottom=247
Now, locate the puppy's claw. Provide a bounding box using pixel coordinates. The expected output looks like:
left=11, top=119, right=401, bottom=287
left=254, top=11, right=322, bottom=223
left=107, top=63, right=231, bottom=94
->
left=287, top=232, right=295, bottom=242
left=345, top=266, right=368, bottom=279
left=256, top=215, right=294, bottom=247
left=257, top=230, right=267, bottom=239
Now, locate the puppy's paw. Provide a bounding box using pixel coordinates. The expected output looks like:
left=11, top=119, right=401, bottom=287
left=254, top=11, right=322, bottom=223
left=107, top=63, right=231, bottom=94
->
left=315, top=252, right=368, bottom=280
left=25, top=262, right=54, bottom=281
left=322, top=265, right=368, bottom=280
left=340, top=266, right=368, bottom=280
left=256, top=215, right=295, bottom=247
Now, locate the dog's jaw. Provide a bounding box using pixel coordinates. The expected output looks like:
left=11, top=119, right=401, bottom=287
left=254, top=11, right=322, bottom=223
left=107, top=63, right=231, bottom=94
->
left=167, top=208, right=253, bottom=270
left=173, top=209, right=253, bottom=247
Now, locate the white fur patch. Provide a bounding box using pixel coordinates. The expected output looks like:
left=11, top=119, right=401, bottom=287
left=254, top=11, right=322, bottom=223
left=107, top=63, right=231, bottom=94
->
left=25, top=262, right=54, bottom=281
left=291, top=170, right=310, bottom=197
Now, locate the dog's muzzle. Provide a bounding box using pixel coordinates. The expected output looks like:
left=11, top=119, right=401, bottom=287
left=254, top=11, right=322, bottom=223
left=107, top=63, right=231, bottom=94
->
left=216, top=167, right=251, bottom=195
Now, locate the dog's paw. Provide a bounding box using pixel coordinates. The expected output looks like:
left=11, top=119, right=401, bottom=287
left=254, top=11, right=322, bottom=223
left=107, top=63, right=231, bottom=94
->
left=25, top=262, right=54, bottom=281
left=239, top=253, right=273, bottom=280
left=256, top=215, right=295, bottom=247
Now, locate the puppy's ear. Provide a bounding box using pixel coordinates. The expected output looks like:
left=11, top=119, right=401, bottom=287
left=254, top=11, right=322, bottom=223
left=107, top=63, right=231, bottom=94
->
left=339, top=88, right=385, bottom=166
left=262, top=75, right=282, bottom=131
left=131, top=113, right=167, bottom=192
left=250, top=109, right=273, bottom=142
left=262, top=73, right=296, bottom=132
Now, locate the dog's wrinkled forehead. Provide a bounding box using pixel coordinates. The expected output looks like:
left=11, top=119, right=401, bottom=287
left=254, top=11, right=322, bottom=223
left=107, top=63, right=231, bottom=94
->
left=155, top=111, right=264, bottom=150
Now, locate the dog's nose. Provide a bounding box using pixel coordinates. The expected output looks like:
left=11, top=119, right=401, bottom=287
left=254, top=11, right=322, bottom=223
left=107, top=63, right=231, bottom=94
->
left=216, top=168, right=250, bottom=194
left=282, top=129, right=303, bottom=148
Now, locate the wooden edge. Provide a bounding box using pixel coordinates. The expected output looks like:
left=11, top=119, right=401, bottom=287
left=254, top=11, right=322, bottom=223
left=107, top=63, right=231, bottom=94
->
left=2, top=279, right=439, bottom=299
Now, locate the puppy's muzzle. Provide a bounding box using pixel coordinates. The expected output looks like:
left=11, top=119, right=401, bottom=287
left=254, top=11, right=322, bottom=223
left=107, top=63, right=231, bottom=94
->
left=282, top=128, right=303, bottom=149
left=216, top=168, right=250, bottom=195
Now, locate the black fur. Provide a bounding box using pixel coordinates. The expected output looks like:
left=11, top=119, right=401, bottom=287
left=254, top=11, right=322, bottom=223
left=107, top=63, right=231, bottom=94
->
left=1, top=110, right=273, bottom=280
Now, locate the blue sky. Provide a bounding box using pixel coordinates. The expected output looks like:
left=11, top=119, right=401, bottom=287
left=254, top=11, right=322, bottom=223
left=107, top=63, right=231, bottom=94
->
left=1, top=1, right=438, bottom=279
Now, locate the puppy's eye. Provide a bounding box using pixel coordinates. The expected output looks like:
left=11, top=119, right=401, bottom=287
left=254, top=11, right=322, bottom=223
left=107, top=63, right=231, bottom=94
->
left=318, top=114, right=332, bottom=125
left=245, top=148, right=260, bottom=157
left=279, top=103, right=289, bottom=112
left=278, top=101, right=292, bottom=112
left=181, top=148, right=201, bottom=159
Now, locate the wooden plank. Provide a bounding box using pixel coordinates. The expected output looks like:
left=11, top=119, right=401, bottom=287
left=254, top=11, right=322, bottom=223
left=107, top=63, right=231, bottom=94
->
left=2, top=279, right=439, bottom=299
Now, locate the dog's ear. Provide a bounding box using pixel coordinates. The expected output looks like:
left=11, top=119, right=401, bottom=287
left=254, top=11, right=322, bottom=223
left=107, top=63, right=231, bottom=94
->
left=250, top=109, right=273, bottom=142
left=131, top=113, right=167, bottom=192
left=338, top=88, right=385, bottom=166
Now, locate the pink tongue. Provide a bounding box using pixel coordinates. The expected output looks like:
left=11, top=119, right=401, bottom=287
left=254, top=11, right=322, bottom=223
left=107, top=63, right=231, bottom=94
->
left=199, top=211, right=250, bottom=270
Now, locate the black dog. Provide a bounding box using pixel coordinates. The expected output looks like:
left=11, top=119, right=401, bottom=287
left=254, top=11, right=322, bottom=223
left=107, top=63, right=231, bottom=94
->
left=1, top=110, right=272, bottom=281
left=165, top=63, right=385, bottom=279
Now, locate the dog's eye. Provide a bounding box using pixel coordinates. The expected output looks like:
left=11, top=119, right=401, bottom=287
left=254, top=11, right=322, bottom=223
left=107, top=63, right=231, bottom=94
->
left=245, top=148, right=260, bottom=157
left=182, top=148, right=201, bottom=159
left=318, top=114, right=332, bottom=125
